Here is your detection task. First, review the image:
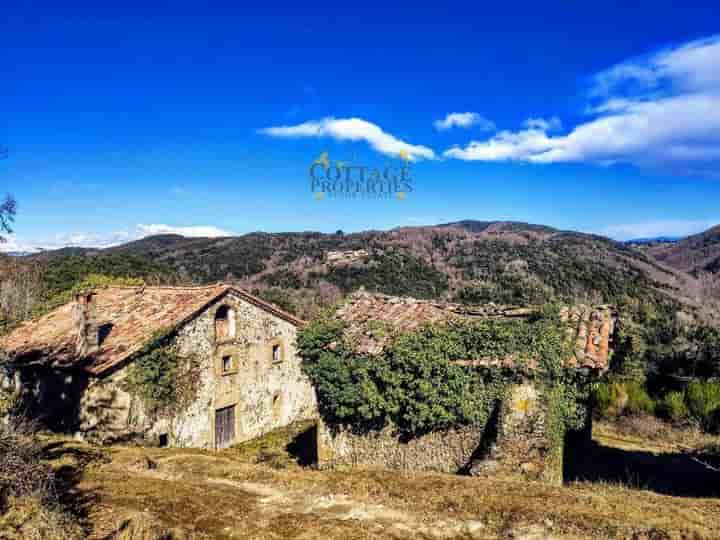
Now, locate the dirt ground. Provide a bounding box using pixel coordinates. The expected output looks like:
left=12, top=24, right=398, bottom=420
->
left=39, top=420, right=720, bottom=540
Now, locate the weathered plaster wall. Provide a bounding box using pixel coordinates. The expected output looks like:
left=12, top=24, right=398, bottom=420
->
left=178, top=291, right=317, bottom=447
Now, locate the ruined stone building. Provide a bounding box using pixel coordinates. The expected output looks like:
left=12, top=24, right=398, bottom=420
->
left=315, top=291, right=617, bottom=484
left=1, top=285, right=317, bottom=448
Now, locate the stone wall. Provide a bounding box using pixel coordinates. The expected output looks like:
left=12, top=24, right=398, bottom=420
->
left=22, top=290, right=318, bottom=448
left=317, top=381, right=566, bottom=485
left=469, top=382, right=562, bottom=485
left=316, top=419, right=488, bottom=473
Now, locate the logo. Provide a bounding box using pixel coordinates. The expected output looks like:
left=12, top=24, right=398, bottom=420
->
left=309, top=151, right=414, bottom=201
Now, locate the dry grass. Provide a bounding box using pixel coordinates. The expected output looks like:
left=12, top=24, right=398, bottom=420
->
left=598, top=415, right=717, bottom=451
left=0, top=495, right=84, bottom=540
left=29, top=422, right=720, bottom=540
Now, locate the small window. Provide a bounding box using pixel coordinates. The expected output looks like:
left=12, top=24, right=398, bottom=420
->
left=272, top=343, right=282, bottom=364
left=215, top=305, right=236, bottom=341
left=222, top=355, right=234, bottom=373
left=158, top=433, right=168, bottom=447
left=272, top=392, right=282, bottom=421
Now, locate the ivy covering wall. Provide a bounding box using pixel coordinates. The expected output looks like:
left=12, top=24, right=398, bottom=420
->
left=124, top=329, right=201, bottom=420
left=297, top=306, right=589, bottom=439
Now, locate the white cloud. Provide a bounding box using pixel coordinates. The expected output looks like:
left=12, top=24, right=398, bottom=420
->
left=259, top=117, right=436, bottom=161
left=444, top=35, right=720, bottom=176
left=443, top=119, right=559, bottom=161
left=434, top=112, right=495, bottom=131
left=136, top=224, right=231, bottom=238
left=0, top=224, right=233, bottom=253
left=598, top=219, right=719, bottom=241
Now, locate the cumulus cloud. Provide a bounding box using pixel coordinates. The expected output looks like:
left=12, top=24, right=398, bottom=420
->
left=444, top=35, right=720, bottom=176
left=599, top=219, right=719, bottom=241
left=434, top=112, right=496, bottom=131
left=259, top=117, right=436, bottom=161
left=0, top=224, right=233, bottom=253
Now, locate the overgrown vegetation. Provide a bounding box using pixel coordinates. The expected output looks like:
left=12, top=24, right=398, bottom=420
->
left=123, top=329, right=201, bottom=421
left=124, top=331, right=179, bottom=413
left=297, top=306, right=587, bottom=440
left=0, top=415, right=83, bottom=539
left=593, top=293, right=720, bottom=434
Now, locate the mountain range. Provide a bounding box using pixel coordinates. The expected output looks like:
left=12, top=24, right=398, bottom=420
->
left=18, top=220, right=720, bottom=321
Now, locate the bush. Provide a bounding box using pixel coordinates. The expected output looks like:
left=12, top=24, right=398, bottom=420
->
left=593, top=381, right=655, bottom=418
left=0, top=419, right=54, bottom=508
left=0, top=414, right=86, bottom=539
left=298, top=309, right=577, bottom=436
left=593, top=382, right=626, bottom=418
left=658, top=391, right=689, bottom=424
left=685, top=381, right=720, bottom=433
left=625, top=382, right=656, bottom=416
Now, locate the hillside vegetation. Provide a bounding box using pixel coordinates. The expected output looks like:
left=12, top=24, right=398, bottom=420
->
left=23, top=221, right=710, bottom=316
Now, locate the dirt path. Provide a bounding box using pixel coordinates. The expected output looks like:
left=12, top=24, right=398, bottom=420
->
left=95, top=454, right=493, bottom=539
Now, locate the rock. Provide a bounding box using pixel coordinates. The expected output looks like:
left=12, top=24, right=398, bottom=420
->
left=127, top=455, right=157, bottom=471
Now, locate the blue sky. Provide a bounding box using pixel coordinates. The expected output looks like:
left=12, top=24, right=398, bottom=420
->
left=2, top=1, right=720, bottom=251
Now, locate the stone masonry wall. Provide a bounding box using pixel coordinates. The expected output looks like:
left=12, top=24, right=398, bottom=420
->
left=78, top=290, right=317, bottom=448
left=316, top=418, right=487, bottom=473
left=470, top=382, right=563, bottom=485
left=317, top=381, right=565, bottom=484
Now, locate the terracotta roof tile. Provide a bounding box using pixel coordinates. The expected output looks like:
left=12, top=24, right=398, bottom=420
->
left=2, top=284, right=303, bottom=376
left=335, top=291, right=616, bottom=371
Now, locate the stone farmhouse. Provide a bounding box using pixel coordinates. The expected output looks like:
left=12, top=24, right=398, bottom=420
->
left=1, top=283, right=616, bottom=484
left=1, top=284, right=317, bottom=449
left=316, top=291, right=617, bottom=484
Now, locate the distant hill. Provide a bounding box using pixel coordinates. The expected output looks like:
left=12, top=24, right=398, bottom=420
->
left=625, top=236, right=682, bottom=246
left=24, top=220, right=711, bottom=320
left=647, top=225, right=720, bottom=274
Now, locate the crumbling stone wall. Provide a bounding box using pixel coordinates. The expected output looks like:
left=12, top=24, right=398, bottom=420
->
left=469, top=382, right=562, bottom=484
left=316, top=419, right=488, bottom=473
left=317, top=381, right=566, bottom=484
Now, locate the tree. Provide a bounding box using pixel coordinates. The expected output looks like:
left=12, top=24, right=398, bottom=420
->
left=0, top=195, right=16, bottom=242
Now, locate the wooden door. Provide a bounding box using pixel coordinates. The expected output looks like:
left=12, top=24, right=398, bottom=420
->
left=215, top=405, right=235, bottom=449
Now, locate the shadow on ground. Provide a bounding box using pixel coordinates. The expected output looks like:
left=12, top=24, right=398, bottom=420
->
left=285, top=423, right=317, bottom=467
left=565, top=439, right=720, bottom=498
left=40, top=440, right=107, bottom=529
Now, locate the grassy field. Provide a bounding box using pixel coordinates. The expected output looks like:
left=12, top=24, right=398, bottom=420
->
left=35, top=420, right=720, bottom=540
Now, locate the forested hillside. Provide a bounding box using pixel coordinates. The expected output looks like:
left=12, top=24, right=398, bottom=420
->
left=21, top=220, right=711, bottom=317
left=648, top=225, right=720, bottom=274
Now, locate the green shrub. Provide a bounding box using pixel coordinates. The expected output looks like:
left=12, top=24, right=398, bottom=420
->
left=658, top=391, right=689, bottom=423
left=685, top=381, right=720, bottom=433
left=593, top=381, right=655, bottom=418
left=593, top=382, right=625, bottom=419
left=298, top=308, right=582, bottom=437
left=625, top=382, right=656, bottom=416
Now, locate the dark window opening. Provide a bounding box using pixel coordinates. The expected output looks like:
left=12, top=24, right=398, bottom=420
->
left=215, top=305, right=236, bottom=341
left=272, top=343, right=282, bottom=363
left=222, top=355, right=233, bottom=373
left=158, top=433, right=169, bottom=447
left=98, top=322, right=114, bottom=345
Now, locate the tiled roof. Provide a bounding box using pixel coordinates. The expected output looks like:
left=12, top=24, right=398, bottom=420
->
left=335, top=291, right=616, bottom=371
left=2, top=284, right=303, bottom=376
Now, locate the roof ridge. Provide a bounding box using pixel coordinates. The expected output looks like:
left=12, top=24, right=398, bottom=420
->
left=91, top=283, right=230, bottom=291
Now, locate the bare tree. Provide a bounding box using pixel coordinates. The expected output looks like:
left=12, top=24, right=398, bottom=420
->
left=0, top=194, right=16, bottom=242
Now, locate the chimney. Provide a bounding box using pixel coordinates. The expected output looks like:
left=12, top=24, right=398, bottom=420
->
left=73, top=292, right=100, bottom=357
